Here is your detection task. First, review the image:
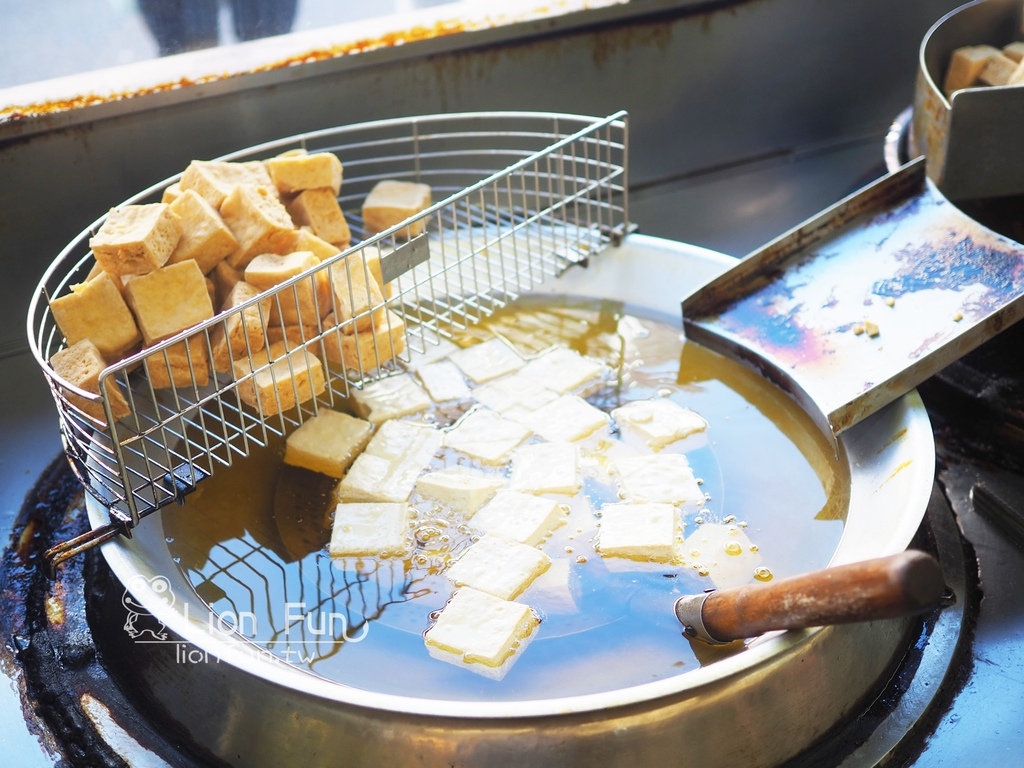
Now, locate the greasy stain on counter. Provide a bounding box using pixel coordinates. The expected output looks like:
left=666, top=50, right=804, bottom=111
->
left=0, top=20, right=472, bottom=123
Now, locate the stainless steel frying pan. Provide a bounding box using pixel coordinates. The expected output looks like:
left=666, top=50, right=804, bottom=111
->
left=89, top=232, right=938, bottom=768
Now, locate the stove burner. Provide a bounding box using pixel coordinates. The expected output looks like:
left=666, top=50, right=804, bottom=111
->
left=0, top=456, right=213, bottom=768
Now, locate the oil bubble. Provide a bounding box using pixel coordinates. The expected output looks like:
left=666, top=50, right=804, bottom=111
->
left=754, top=566, right=773, bottom=582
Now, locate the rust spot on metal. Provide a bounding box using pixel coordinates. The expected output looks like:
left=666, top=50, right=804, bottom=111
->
left=589, top=22, right=672, bottom=69
left=882, top=459, right=914, bottom=487
left=15, top=519, right=40, bottom=564
left=879, top=427, right=909, bottom=453
left=873, top=233, right=1024, bottom=315
left=45, top=587, right=66, bottom=630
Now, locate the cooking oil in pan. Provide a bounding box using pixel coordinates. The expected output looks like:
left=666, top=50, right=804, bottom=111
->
left=164, top=296, right=848, bottom=701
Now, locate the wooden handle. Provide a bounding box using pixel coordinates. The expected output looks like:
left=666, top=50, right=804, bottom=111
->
left=675, top=550, right=945, bottom=644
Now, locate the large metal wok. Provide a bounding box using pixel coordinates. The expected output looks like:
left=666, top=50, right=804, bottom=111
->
left=89, top=228, right=938, bottom=768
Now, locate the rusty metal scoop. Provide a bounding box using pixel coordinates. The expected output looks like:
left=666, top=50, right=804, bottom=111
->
left=674, top=550, right=946, bottom=645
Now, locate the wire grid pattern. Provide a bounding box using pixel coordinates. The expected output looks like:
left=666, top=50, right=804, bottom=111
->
left=190, top=533, right=431, bottom=667
left=28, top=111, right=629, bottom=532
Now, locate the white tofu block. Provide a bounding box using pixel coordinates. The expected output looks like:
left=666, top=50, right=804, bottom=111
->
left=415, top=469, right=505, bottom=514
left=521, top=557, right=578, bottom=615
left=284, top=409, right=373, bottom=478
left=443, top=408, right=532, bottom=464
left=526, top=395, right=609, bottom=443
left=449, top=337, right=524, bottom=384
left=337, top=420, right=441, bottom=503
left=350, top=373, right=431, bottom=424
left=520, top=346, right=605, bottom=394
left=470, top=490, right=565, bottom=546
left=612, top=453, right=705, bottom=508
left=424, top=587, right=540, bottom=680
left=416, top=359, right=471, bottom=403
left=329, top=502, right=410, bottom=557
left=596, top=502, right=679, bottom=562
left=472, top=369, right=558, bottom=418
left=403, top=337, right=461, bottom=371
left=612, top=398, right=708, bottom=451
left=683, top=523, right=762, bottom=589
left=444, top=533, right=551, bottom=600
left=508, top=442, right=580, bottom=495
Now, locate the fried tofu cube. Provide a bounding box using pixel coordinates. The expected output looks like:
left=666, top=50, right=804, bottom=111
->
left=470, top=490, right=564, bottom=546
left=232, top=340, right=326, bottom=416
left=85, top=262, right=123, bottom=292
left=444, top=533, right=551, bottom=600
left=322, top=310, right=406, bottom=374
left=265, top=150, right=344, bottom=196
left=293, top=228, right=342, bottom=262
left=329, top=502, right=410, bottom=557
left=443, top=408, right=532, bottom=465
left=416, top=359, right=471, bottom=403
left=361, top=179, right=432, bottom=239
left=596, top=502, right=679, bottom=562
left=519, top=347, right=605, bottom=394
left=161, top=182, right=183, bottom=204
left=424, top=587, right=540, bottom=680
left=143, top=337, right=210, bottom=389
left=525, top=395, right=608, bottom=443
left=49, top=271, right=142, bottom=361
left=211, top=260, right=244, bottom=308
left=287, top=189, right=351, bottom=247
left=49, top=339, right=131, bottom=421
left=166, top=189, right=239, bottom=274
left=328, top=254, right=385, bottom=334
left=508, top=442, right=579, bottom=495
left=336, top=419, right=442, bottom=503
left=978, top=52, right=1024, bottom=86
left=612, top=398, right=708, bottom=451
left=944, top=45, right=1000, bottom=95
left=284, top=409, right=373, bottom=479
left=123, top=260, right=215, bottom=345
left=210, top=281, right=270, bottom=373
left=415, top=469, right=506, bottom=514
left=89, top=203, right=182, bottom=277
left=265, top=322, right=321, bottom=350
left=449, top=338, right=524, bottom=385
left=180, top=160, right=276, bottom=210
left=244, top=250, right=325, bottom=326
left=1004, top=41, right=1024, bottom=63
left=611, top=453, right=705, bottom=508
left=220, top=185, right=297, bottom=270
left=349, top=372, right=430, bottom=424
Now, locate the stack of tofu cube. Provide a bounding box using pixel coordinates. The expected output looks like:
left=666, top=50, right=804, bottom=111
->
left=47, top=149, right=433, bottom=422
left=944, top=41, right=1024, bottom=96
left=282, top=329, right=714, bottom=680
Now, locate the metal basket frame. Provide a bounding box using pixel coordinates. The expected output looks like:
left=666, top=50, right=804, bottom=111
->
left=27, top=110, right=630, bottom=567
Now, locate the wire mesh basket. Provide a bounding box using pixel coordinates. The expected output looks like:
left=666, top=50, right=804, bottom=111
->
left=27, top=110, right=630, bottom=570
